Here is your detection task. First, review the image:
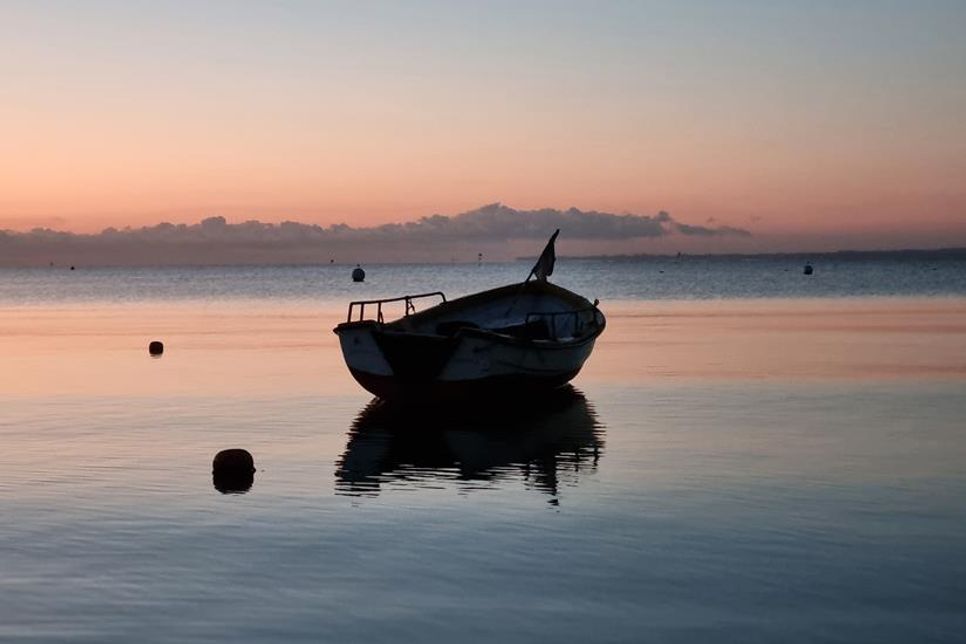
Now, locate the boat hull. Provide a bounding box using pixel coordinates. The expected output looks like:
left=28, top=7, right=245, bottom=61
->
left=346, top=366, right=584, bottom=403
left=336, top=323, right=600, bottom=403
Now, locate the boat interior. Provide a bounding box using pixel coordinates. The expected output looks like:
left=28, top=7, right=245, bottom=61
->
left=343, top=281, right=604, bottom=342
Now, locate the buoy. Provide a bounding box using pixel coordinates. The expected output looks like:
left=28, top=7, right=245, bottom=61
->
left=352, top=265, right=365, bottom=282
left=70, top=266, right=75, bottom=271
left=803, top=263, right=814, bottom=275
left=148, top=340, right=164, bottom=356
left=212, top=448, right=256, bottom=494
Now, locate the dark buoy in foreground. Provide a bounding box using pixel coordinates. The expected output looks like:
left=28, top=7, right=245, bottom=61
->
left=803, top=263, right=814, bottom=275
left=148, top=340, right=164, bottom=356
left=213, top=448, right=256, bottom=494
left=352, top=264, right=366, bottom=282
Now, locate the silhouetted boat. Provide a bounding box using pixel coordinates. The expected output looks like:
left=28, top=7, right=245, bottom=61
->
left=335, top=386, right=603, bottom=498
left=333, top=231, right=606, bottom=402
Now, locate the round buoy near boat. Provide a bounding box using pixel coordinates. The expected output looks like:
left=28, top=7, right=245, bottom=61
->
left=212, top=448, right=256, bottom=494
left=352, top=265, right=366, bottom=282
left=803, top=263, right=814, bottom=275
left=148, top=340, right=164, bottom=356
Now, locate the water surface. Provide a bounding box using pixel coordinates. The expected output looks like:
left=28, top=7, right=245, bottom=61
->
left=1, top=262, right=964, bottom=642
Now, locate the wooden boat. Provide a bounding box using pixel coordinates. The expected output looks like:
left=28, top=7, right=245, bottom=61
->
left=333, top=231, right=606, bottom=402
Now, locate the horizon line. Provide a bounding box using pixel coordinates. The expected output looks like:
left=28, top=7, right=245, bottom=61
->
left=3, top=245, right=963, bottom=271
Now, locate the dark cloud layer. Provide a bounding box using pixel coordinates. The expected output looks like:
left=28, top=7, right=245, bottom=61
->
left=0, top=203, right=750, bottom=266
left=675, top=222, right=752, bottom=237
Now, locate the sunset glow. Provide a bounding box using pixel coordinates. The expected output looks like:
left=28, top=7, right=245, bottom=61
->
left=2, top=1, right=964, bottom=252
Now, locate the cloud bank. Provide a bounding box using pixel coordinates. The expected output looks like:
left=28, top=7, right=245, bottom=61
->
left=0, top=203, right=750, bottom=266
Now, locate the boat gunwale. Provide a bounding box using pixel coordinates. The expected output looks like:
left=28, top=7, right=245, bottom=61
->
left=340, top=281, right=593, bottom=324
left=334, top=313, right=605, bottom=351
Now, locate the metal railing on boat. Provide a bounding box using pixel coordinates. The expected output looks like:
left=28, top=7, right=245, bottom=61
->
left=346, top=292, right=447, bottom=323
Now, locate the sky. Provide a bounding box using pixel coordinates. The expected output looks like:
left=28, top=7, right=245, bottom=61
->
left=1, top=0, right=965, bottom=255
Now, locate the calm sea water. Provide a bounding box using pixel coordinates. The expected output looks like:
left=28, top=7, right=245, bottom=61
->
left=1, top=259, right=965, bottom=642
left=1, top=254, right=965, bottom=305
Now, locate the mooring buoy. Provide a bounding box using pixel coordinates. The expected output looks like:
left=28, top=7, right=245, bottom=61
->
left=148, top=340, right=164, bottom=356
left=212, top=448, right=256, bottom=494
left=352, top=265, right=366, bottom=282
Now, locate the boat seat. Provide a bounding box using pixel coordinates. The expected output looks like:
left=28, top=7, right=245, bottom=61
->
left=435, top=320, right=480, bottom=336
left=491, top=319, right=552, bottom=340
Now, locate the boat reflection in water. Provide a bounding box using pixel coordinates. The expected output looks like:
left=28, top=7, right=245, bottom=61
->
left=335, top=386, right=604, bottom=501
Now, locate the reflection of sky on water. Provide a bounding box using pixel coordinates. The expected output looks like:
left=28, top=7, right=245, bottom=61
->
left=336, top=387, right=604, bottom=501
left=2, top=296, right=965, bottom=400
left=1, top=290, right=964, bottom=641
left=0, top=292, right=963, bottom=644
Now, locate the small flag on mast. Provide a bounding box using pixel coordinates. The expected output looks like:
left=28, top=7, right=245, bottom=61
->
left=529, top=229, right=559, bottom=282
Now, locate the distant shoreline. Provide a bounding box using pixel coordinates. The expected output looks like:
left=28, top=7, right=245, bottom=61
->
left=539, top=248, right=966, bottom=262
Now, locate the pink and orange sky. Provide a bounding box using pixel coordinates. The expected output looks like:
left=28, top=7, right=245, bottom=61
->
left=2, top=1, right=964, bottom=253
